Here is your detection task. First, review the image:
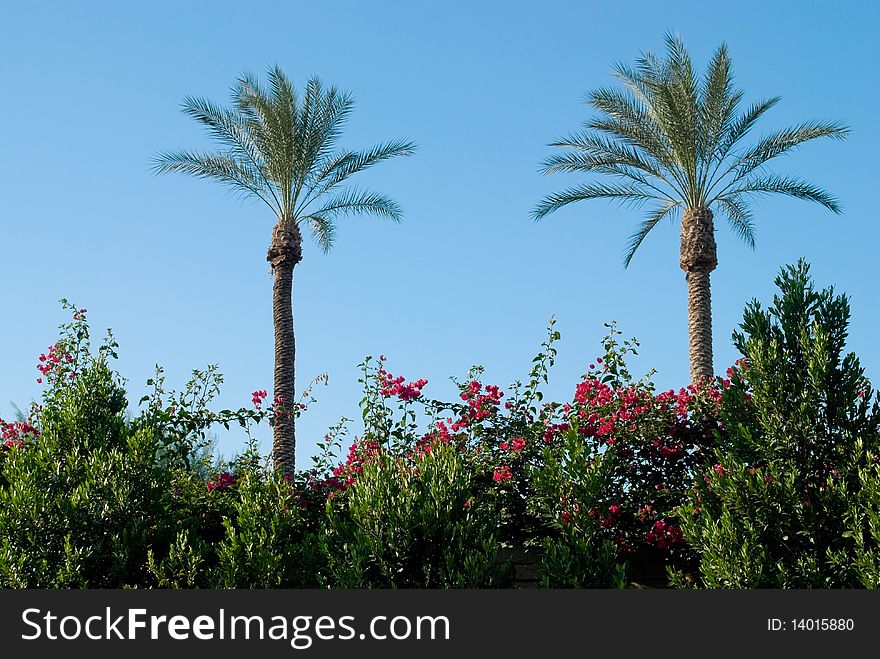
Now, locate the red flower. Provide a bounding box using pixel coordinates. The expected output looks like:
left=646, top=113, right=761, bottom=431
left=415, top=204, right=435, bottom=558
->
left=493, top=466, right=512, bottom=482
left=251, top=389, right=268, bottom=409
left=207, top=471, right=237, bottom=492
left=379, top=369, right=428, bottom=402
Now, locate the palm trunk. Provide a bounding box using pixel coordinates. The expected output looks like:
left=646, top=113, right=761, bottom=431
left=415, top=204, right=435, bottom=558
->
left=268, top=218, right=302, bottom=476
left=680, top=207, right=717, bottom=383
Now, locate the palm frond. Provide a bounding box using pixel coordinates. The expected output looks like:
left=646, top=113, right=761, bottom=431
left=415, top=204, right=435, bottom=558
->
left=295, top=77, right=354, bottom=190
left=613, top=55, right=662, bottom=109
left=714, top=194, right=756, bottom=248
left=616, top=37, right=699, bottom=184
left=180, top=97, right=265, bottom=170
left=720, top=174, right=842, bottom=213
left=305, top=139, right=416, bottom=205
left=733, top=120, right=850, bottom=178
left=265, top=66, right=299, bottom=204
left=623, top=201, right=680, bottom=268
left=715, top=97, right=780, bottom=157
left=151, top=150, right=277, bottom=210
left=304, top=214, right=337, bottom=253
left=308, top=188, right=403, bottom=222
left=664, top=33, right=700, bottom=165
left=233, top=71, right=293, bottom=194
left=540, top=141, right=682, bottom=203
left=544, top=131, right=662, bottom=177
left=532, top=182, right=667, bottom=220
left=697, top=43, right=738, bottom=183
left=311, top=82, right=355, bottom=164
left=703, top=96, right=780, bottom=196
left=586, top=87, right=674, bottom=167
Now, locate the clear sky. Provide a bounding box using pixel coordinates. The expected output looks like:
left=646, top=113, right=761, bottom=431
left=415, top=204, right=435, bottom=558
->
left=2, top=1, right=878, bottom=465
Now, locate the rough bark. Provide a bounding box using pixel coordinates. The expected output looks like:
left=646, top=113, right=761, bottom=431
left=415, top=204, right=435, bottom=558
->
left=680, top=207, right=717, bottom=383
left=267, top=217, right=302, bottom=476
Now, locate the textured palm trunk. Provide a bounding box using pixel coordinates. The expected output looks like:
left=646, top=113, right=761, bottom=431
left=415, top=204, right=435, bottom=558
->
left=267, top=218, right=302, bottom=476
left=680, top=207, right=717, bottom=383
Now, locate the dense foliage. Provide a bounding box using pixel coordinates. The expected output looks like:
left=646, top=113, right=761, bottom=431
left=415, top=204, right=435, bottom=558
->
left=673, top=262, right=880, bottom=587
left=1, top=262, right=878, bottom=588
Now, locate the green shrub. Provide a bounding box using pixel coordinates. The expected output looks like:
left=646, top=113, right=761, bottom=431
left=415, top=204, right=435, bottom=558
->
left=532, top=431, right=627, bottom=587
left=6, top=262, right=880, bottom=590
left=0, top=305, right=170, bottom=587
left=674, top=261, right=880, bottom=587
left=320, top=442, right=512, bottom=587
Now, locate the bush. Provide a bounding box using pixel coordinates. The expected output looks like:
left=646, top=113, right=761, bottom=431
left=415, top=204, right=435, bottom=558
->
left=531, top=433, right=627, bottom=587
left=529, top=324, right=724, bottom=586
left=0, top=304, right=170, bottom=587
left=318, top=438, right=512, bottom=588
left=673, top=261, right=880, bottom=587
left=5, top=261, right=880, bottom=590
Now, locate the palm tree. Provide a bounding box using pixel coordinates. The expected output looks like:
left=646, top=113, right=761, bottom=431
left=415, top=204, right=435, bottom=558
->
left=153, top=67, right=415, bottom=475
left=533, top=35, right=847, bottom=382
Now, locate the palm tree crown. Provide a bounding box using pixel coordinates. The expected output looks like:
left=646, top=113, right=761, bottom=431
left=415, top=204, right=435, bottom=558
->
left=533, top=34, right=848, bottom=267
left=153, top=66, right=415, bottom=250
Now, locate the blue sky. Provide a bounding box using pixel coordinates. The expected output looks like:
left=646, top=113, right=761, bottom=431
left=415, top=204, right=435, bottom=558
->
left=2, top=1, right=877, bottom=465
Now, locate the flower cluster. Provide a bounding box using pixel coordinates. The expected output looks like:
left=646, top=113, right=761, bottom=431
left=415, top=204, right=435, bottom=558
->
left=499, top=436, right=526, bottom=452
left=325, top=439, right=383, bottom=493
left=251, top=390, right=268, bottom=409
left=645, top=519, right=684, bottom=549
left=493, top=465, right=512, bottom=483
left=0, top=418, right=39, bottom=449
left=573, top=378, right=652, bottom=443
left=542, top=422, right=570, bottom=444
left=460, top=381, right=503, bottom=422
left=207, top=471, right=236, bottom=492
left=432, top=380, right=505, bottom=442
left=36, top=343, right=73, bottom=384
left=547, top=352, right=740, bottom=564
left=377, top=368, right=428, bottom=402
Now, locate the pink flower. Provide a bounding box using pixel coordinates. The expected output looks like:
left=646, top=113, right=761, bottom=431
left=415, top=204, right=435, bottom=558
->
left=493, top=466, right=512, bottom=483
left=511, top=437, right=526, bottom=451
left=379, top=370, right=427, bottom=401
left=251, top=389, right=268, bottom=409
left=207, top=471, right=236, bottom=492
